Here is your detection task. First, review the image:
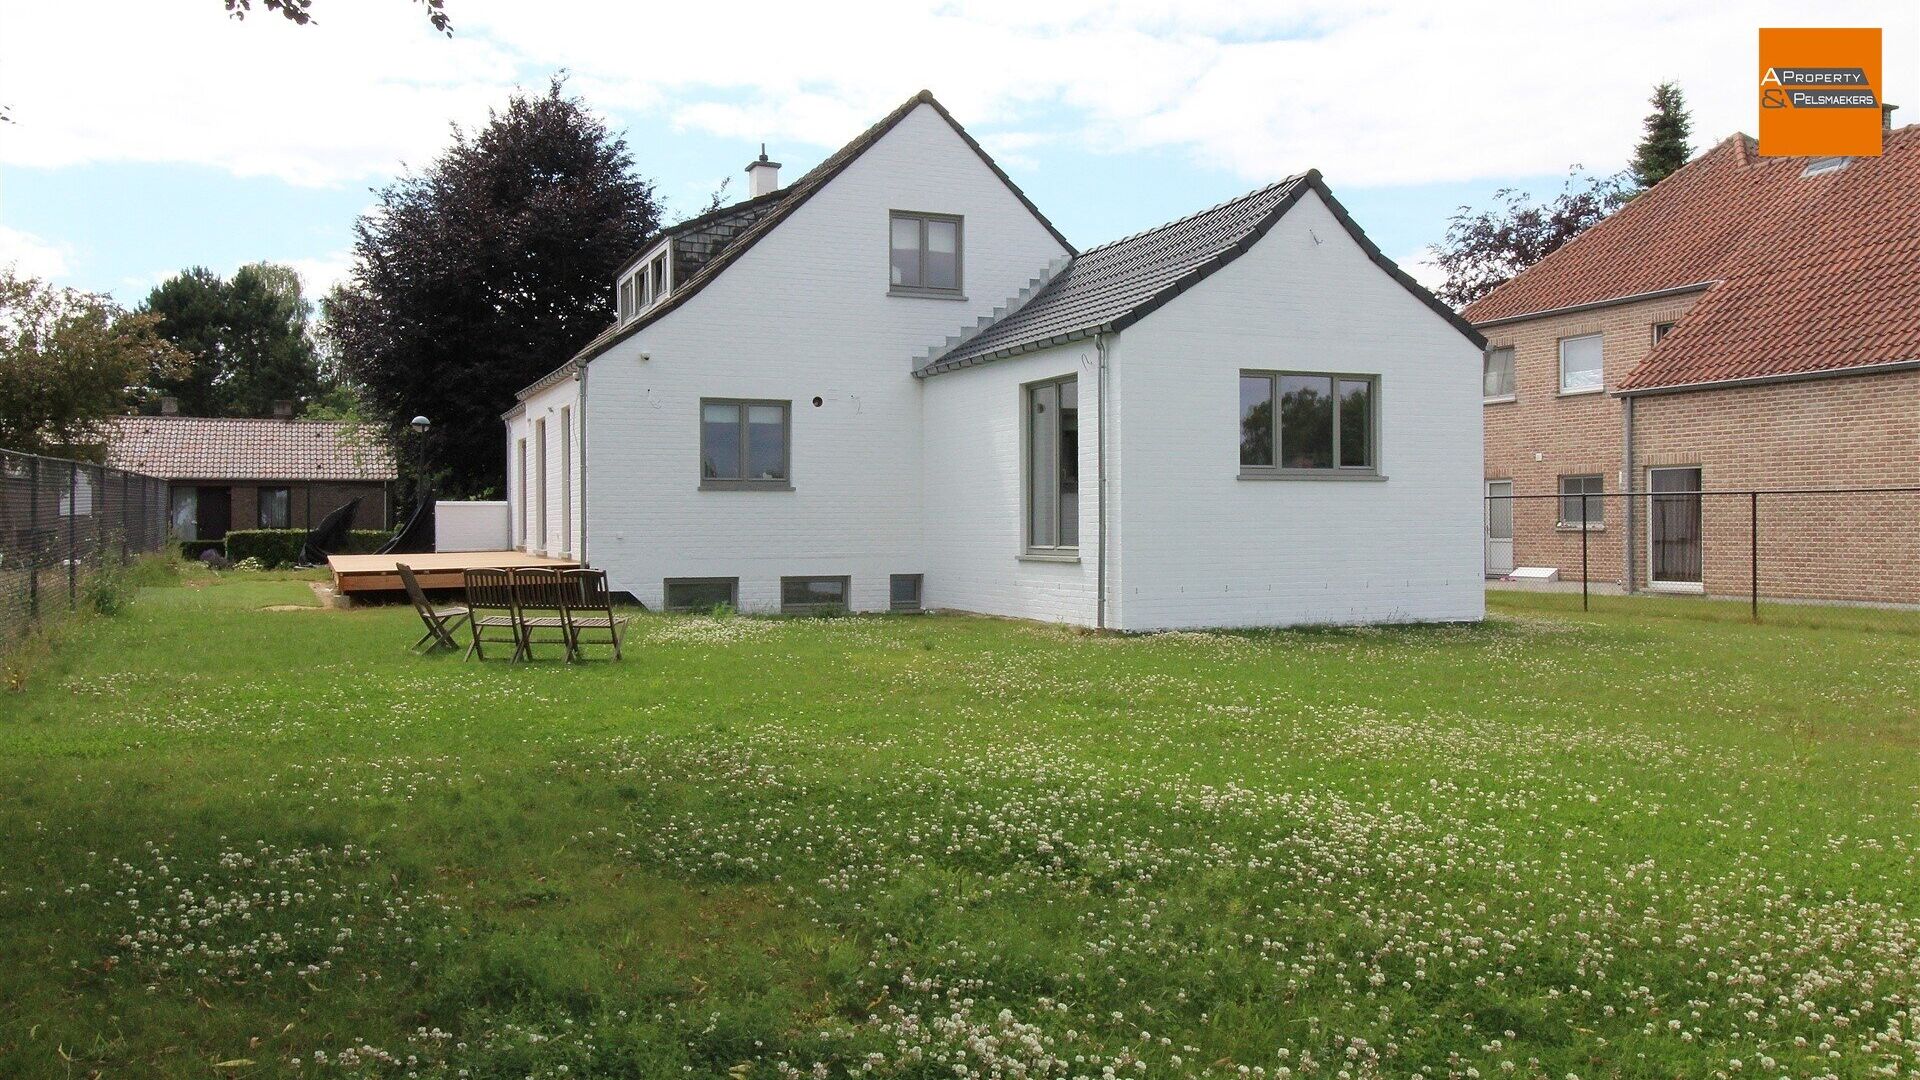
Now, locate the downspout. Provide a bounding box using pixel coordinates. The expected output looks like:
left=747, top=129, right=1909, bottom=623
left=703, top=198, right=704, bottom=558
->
left=1621, top=393, right=1634, bottom=593
left=1095, top=333, right=1111, bottom=630
left=576, top=363, right=589, bottom=567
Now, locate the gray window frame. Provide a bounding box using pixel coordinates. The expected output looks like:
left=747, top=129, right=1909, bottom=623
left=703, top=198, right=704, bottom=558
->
left=663, top=577, right=739, bottom=612
left=256, top=485, right=291, bottom=529
left=780, top=575, right=850, bottom=615
left=1483, top=346, right=1516, bottom=402
left=1558, top=333, right=1604, bottom=395
left=699, top=398, right=793, bottom=491
left=888, top=210, right=965, bottom=298
left=1022, top=374, right=1080, bottom=555
left=889, top=573, right=923, bottom=612
left=1238, top=369, right=1383, bottom=481
left=1558, top=474, right=1606, bottom=529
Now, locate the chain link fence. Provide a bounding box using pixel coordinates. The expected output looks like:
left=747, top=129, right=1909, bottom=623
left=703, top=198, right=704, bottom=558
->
left=1, top=448, right=170, bottom=650
left=1486, top=487, right=1920, bottom=634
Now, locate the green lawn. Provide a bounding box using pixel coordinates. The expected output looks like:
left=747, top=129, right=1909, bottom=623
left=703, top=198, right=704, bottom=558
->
left=3, top=571, right=1918, bottom=1079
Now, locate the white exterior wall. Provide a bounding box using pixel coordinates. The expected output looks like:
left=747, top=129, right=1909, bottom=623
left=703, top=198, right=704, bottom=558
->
left=920, top=340, right=1106, bottom=625
left=504, top=374, right=583, bottom=558
left=1108, top=190, right=1484, bottom=629
left=577, top=103, right=1071, bottom=612
left=436, top=500, right=511, bottom=552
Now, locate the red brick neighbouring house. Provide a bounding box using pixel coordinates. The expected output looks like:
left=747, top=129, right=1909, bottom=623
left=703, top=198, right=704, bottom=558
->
left=1466, top=115, right=1919, bottom=603
left=102, top=413, right=396, bottom=544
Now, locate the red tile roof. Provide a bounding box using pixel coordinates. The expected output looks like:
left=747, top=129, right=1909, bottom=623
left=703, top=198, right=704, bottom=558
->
left=1464, top=126, right=1920, bottom=393
left=101, top=416, right=397, bottom=482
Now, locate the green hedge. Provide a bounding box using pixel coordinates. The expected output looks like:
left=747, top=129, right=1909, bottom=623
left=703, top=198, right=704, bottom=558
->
left=223, top=529, right=390, bottom=568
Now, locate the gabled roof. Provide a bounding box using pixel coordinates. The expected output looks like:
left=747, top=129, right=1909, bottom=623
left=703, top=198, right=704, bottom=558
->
left=1465, top=126, right=1920, bottom=394
left=101, top=416, right=397, bottom=482
left=918, top=172, right=1483, bottom=375
left=526, top=90, right=1075, bottom=395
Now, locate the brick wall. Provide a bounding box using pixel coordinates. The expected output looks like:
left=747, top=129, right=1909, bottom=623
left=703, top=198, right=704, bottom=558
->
left=1481, top=292, right=1702, bottom=584
left=172, top=481, right=388, bottom=538
left=1629, top=368, right=1920, bottom=603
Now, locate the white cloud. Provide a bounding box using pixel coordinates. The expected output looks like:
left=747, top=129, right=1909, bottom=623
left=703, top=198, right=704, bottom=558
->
left=0, top=224, right=74, bottom=279
left=286, top=252, right=353, bottom=300
left=1, top=0, right=1913, bottom=190
left=1397, top=247, right=1447, bottom=295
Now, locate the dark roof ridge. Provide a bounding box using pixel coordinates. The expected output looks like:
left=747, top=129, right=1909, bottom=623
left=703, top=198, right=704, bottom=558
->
left=1074, top=174, right=1312, bottom=257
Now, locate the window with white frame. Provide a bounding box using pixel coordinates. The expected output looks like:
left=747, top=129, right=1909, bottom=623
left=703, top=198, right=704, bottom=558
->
left=1239, top=370, right=1377, bottom=475
left=618, top=248, right=672, bottom=323
left=1652, top=322, right=1675, bottom=344
left=1559, top=334, right=1604, bottom=393
left=1483, top=347, right=1516, bottom=400
left=1024, top=376, right=1078, bottom=552
left=889, top=211, right=962, bottom=295
left=1558, top=474, right=1605, bottom=527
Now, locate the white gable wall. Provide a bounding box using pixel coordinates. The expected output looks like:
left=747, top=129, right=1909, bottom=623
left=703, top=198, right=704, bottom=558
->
left=1109, top=190, right=1484, bottom=629
left=578, top=103, right=1072, bottom=611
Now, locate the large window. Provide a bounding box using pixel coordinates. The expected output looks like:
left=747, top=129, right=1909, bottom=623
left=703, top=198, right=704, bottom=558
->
left=701, top=399, right=791, bottom=489
left=1558, top=475, right=1605, bottom=527
left=1483, top=346, right=1516, bottom=400
left=1559, top=334, right=1603, bottom=393
left=1024, top=376, right=1079, bottom=552
left=170, top=487, right=198, bottom=540
left=1240, top=371, right=1377, bottom=476
left=781, top=576, right=850, bottom=614
left=257, top=486, right=291, bottom=529
left=889, top=211, right=962, bottom=295
left=664, top=578, right=738, bottom=612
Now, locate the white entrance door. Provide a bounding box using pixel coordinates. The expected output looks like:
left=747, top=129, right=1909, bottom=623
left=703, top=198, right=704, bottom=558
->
left=1485, top=480, right=1514, bottom=576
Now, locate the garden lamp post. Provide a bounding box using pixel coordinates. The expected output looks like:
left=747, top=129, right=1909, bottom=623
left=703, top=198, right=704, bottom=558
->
left=409, top=415, right=430, bottom=513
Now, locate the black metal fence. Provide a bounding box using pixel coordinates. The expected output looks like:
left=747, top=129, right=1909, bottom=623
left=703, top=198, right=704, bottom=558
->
left=0, top=448, right=170, bottom=649
left=1485, top=487, right=1920, bottom=634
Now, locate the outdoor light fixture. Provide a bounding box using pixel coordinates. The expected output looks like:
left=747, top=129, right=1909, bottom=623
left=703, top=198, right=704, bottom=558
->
left=410, top=415, right=430, bottom=433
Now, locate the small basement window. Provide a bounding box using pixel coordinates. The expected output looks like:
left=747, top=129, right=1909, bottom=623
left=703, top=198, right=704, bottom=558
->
left=889, top=574, right=923, bottom=612
left=664, top=577, right=737, bottom=612
left=781, top=576, right=849, bottom=614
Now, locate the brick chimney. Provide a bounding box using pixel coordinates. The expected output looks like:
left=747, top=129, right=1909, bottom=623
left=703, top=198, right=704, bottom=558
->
left=745, top=144, right=781, bottom=198
left=159, top=396, right=179, bottom=416
left=1885, top=103, right=1899, bottom=131
left=272, top=399, right=295, bottom=419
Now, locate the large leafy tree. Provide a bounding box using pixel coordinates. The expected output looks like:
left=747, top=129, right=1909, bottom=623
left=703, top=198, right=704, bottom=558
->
left=1430, top=170, right=1632, bottom=309
left=140, top=262, right=322, bottom=417
left=325, top=77, right=659, bottom=497
left=1630, top=82, right=1693, bottom=191
left=0, top=271, right=185, bottom=457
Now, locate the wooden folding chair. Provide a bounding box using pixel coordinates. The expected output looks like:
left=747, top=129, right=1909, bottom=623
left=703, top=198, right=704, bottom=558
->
left=561, top=568, right=628, bottom=660
left=463, top=568, right=523, bottom=661
left=398, top=563, right=470, bottom=653
left=512, top=568, right=577, bottom=662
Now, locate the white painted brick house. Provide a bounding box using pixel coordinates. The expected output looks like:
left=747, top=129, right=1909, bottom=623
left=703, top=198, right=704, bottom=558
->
left=503, top=92, right=1486, bottom=630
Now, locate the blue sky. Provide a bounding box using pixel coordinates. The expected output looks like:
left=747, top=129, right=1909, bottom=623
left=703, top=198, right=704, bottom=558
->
left=2, top=1, right=1913, bottom=306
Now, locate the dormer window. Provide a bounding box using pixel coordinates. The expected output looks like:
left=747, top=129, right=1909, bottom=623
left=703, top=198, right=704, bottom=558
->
left=889, top=211, right=963, bottom=297
left=618, top=246, right=674, bottom=323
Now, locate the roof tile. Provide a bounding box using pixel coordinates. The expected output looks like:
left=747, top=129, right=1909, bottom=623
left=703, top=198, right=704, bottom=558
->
left=101, top=417, right=397, bottom=482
